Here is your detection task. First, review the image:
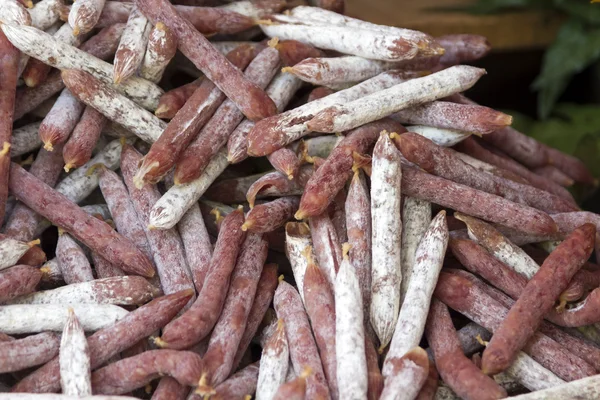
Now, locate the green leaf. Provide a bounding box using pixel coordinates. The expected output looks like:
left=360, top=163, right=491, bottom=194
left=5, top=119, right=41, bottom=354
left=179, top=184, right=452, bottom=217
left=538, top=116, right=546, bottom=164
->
left=532, top=20, right=600, bottom=118
left=554, top=0, right=600, bottom=24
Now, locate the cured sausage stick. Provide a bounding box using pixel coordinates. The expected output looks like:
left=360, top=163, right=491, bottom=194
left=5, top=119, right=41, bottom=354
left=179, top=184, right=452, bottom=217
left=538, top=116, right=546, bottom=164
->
left=95, top=165, right=152, bottom=260
left=400, top=166, right=558, bottom=236
left=0, top=332, right=60, bottom=373
left=93, top=1, right=257, bottom=35
left=0, top=265, right=41, bottom=302
left=60, top=309, right=92, bottom=396
left=8, top=163, right=155, bottom=278
left=425, top=299, right=506, bottom=400
left=113, top=6, right=151, bottom=85
left=400, top=197, right=431, bottom=305
left=63, top=107, right=107, bottom=171
left=434, top=271, right=596, bottom=382
left=243, top=197, right=300, bottom=233
left=140, top=22, right=177, bottom=83
left=392, top=101, right=512, bottom=135
left=136, top=44, right=259, bottom=186
left=91, top=350, right=204, bottom=394
left=0, top=28, right=19, bottom=225
left=147, top=149, right=229, bottom=230
left=12, top=289, right=194, bottom=393
left=247, top=71, right=411, bottom=157
left=0, top=305, right=128, bottom=334
left=135, top=0, right=277, bottom=121
left=156, top=208, right=246, bottom=349
left=308, top=213, right=342, bottom=291
left=284, top=56, right=435, bottom=87
left=62, top=69, right=166, bottom=144
left=482, top=223, right=596, bottom=375
left=120, top=145, right=194, bottom=298
left=0, top=23, right=163, bottom=110
left=345, top=169, right=372, bottom=321
left=455, top=137, right=574, bottom=202
left=256, top=319, right=289, bottom=400
left=261, top=14, right=434, bottom=62
left=296, top=118, right=405, bottom=219
left=201, top=233, right=268, bottom=387
left=232, top=263, right=279, bottom=370
left=176, top=203, right=212, bottom=293
left=8, top=276, right=157, bottom=306
left=56, top=231, right=95, bottom=284
left=336, top=244, right=368, bottom=400
left=0, top=236, right=38, bottom=270
left=307, top=66, right=486, bottom=134
left=274, top=280, right=331, bottom=399
left=173, top=45, right=281, bottom=184
left=370, top=132, right=403, bottom=350
left=383, top=211, right=448, bottom=377
left=396, top=132, right=576, bottom=214
left=380, top=348, right=430, bottom=400
left=302, top=250, right=338, bottom=398
left=68, top=0, right=105, bottom=35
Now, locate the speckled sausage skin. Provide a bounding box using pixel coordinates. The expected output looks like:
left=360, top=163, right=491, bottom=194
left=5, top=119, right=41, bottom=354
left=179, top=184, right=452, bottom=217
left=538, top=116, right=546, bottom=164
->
left=243, top=197, right=300, bottom=234
left=113, top=6, right=151, bottom=85
left=136, top=44, right=259, bottom=185
left=256, top=319, right=289, bottom=400
left=296, top=119, right=405, bottom=219
left=0, top=265, right=41, bottom=302
left=370, top=132, right=403, bottom=350
left=135, top=0, right=277, bottom=121
left=56, top=232, right=94, bottom=284
left=482, top=223, right=596, bottom=375
left=8, top=163, right=155, bottom=278
left=400, top=166, right=558, bottom=236
left=154, top=78, right=202, bottom=119
left=202, top=233, right=268, bottom=387
left=454, top=137, right=574, bottom=202
left=395, top=132, right=576, bottom=214
left=13, top=24, right=126, bottom=120
left=9, top=276, right=157, bottom=306
left=60, top=309, right=92, bottom=396
left=434, top=271, right=596, bottom=382
left=157, top=208, right=246, bottom=349
left=96, top=165, right=152, bottom=260
left=38, top=88, right=85, bottom=152
left=232, top=263, right=279, bottom=370
left=247, top=71, right=410, bottom=157
left=336, top=249, right=368, bottom=400
left=425, top=299, right=506, bottom=400
left=63, top=107, right=107, bottom=171
left=393, top=101, right=511, bottom=134
left=95, top=1, right=256, bottom=34
left=303, top=256, right=338, bottom=398
left=140, top=22, right=178, bottom=83
left=91, top=350, right=203, bottom=394
left=380, top=348, right=430, bottom=400
left=274, top=280, right=331, bottom=399
left=177, top=203, right=213, bottom=292
left=0, top=29, right=19, bottom=224
left=345, top=170, right=372, bottom=321
left=0, top=332, right=60, bottom=373
left=120, top=145, right=194, bottom=297
left=12, top=289, right=194, bottom=393
left=383, top=211, right=448, bottom=377
left=173, top=46, right=280, bottom=185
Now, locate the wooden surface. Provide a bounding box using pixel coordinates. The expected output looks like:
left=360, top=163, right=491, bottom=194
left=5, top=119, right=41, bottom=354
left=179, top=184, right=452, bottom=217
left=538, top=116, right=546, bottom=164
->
left=345, top=0, right=564, bottom=51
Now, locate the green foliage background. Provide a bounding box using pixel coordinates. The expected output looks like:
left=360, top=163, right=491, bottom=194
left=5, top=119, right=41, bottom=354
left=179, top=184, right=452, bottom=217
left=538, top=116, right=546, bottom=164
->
left=455, top=0, right=600, bottom=183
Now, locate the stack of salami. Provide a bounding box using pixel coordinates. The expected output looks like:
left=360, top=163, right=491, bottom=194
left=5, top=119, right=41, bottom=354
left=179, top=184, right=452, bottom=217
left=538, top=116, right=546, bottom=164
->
left=0, top=0, right=599, bottom=398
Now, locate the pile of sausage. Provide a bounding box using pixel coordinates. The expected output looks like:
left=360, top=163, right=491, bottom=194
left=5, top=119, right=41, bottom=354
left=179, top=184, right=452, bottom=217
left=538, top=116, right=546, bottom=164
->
left=1, top=0, right=599, bottom=398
